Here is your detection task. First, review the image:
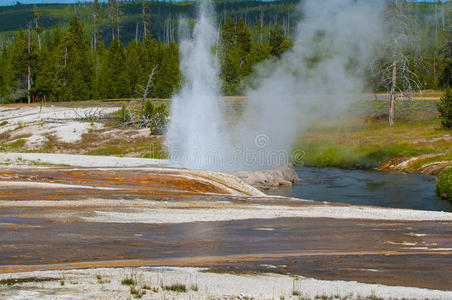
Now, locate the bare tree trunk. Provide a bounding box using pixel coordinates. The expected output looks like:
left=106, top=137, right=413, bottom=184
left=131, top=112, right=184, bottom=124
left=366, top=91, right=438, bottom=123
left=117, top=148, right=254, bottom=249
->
left=389, top=52, right=397, bottom=126
left=109, top=0, right=115, bottom=41
left=142, top=65, right=158, bottom=110
left=135, top=22, right=139, bottom=41
left=27, top=27, right=31, bottom=105
left=435, top=1, right=438, bottom=45
left=260, top=10, right=264, bottom=43
left=116, top=0, right=120, bottom=40
left=27, top=65, right=31, bottom=105
left=33, top=7, right=41, bottom=50
left=93, top=4, right=97, bottom=51
left=142, top=0, right=147, bottom=41
left=63, top=47, right=67, bottom=87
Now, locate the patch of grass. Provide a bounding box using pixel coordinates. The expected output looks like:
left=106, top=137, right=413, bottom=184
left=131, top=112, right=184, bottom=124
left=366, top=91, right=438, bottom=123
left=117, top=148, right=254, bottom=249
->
left=86, top=145, right=123, bottom=156
left=0, top=131, right=10, bottom=141
left=121, top=276, right=136, bottom=286
left=0, top=277, right=57, bottom=286
left=96, top=274, right=110, bottom=284
left=130, top=286, right=146, bottom=298
left=41, top=134, right=58, bottom=153
left=162, top=283, right=187, bottom=292
left=6, top=138, right=26, bottom=150
left=0, top=120, right=8, bottom=126
left=294, top=116, right=451, bottom=169
left=436, top=167, right=452, bottom=199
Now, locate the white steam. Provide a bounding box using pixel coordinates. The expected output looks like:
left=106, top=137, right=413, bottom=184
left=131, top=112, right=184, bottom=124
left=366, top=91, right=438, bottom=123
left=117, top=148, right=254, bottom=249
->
left=167, top=0, right=229, bottom=170
left=167, top=0, right=384, bottom=171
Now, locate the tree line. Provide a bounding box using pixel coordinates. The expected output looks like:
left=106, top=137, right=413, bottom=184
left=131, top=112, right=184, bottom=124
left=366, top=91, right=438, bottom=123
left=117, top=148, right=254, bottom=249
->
left=0, top=11, right=291, bottom=103
left=0, top=0, right=450, bottom=104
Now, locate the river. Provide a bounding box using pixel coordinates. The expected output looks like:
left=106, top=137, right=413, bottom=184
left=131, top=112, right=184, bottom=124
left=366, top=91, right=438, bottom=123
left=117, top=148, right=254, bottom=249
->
left=269, top=167, right=452, bottom=212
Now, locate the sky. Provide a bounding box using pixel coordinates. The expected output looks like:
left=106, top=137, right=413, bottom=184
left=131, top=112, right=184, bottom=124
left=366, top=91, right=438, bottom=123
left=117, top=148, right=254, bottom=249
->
left=0, top=0, right=445, bottom=6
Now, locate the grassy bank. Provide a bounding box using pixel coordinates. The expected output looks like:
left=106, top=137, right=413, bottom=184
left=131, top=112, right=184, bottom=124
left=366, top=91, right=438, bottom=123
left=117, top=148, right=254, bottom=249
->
left=436, top=168, right=452, bottom=199
left=294, top=116, right=451, bottom=170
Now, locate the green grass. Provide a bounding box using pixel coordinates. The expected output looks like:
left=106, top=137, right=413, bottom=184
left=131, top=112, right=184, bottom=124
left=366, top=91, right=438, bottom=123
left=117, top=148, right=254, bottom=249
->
left=86, top=145, right=124, bottom=156
left=162, top=283, right=187, bottom=292
left=436, top=168, right=452, bottom=199
left=293, top=116, right=451, bottom=170
left=0, top=277, right=57, bottom=285
left=121, top=276, right=136, bottom=286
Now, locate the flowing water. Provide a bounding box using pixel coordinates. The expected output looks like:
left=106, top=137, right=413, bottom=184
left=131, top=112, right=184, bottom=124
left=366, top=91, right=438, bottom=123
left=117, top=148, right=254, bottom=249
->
left=270, top=167, right=452, bottom=212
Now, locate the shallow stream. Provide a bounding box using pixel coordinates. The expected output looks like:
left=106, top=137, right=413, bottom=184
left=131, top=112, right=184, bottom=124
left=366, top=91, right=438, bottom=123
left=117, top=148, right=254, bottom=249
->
left=270, top=167, right=452, bottom=212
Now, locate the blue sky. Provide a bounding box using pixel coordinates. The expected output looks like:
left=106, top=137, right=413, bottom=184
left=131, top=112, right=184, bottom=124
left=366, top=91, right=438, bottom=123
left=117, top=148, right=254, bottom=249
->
left=0, top=0, right=444, bottom=6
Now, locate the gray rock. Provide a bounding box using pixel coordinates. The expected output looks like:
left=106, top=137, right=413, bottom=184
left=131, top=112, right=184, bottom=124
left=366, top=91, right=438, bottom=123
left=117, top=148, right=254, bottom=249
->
left=230, top=165, right=301, bottom=190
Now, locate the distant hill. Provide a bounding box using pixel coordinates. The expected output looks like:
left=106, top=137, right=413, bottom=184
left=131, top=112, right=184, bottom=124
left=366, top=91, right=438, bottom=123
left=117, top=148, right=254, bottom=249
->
left=0, top=0, right=300, bottom=46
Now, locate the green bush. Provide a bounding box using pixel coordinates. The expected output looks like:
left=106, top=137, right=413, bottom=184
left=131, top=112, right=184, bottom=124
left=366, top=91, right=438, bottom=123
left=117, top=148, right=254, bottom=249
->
left=437, top=88, right=452, bottom=129
left=149, top=103, right=168, bottom=135
left=436, top=167, right=452, bottom=199
left=120, top=103, right=131, bottom=123
left=142, top=100, right=155, bottom=120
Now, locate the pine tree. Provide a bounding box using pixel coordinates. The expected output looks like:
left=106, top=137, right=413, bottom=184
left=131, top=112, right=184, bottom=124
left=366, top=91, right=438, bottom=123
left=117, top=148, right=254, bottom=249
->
left=438, top=88, right=452, bottom=129
left=269, top=24, right=289, bottom=58
left=220, top=17, right=253, bottom=95
left=154, top=41, right=180, bottom=98
left=10, top=28, right=39, bottom=103
left=125, top=39, right=144, bottom=96
left=99, top=38, right=129, bottom=98
left=0, top=45, right=15, bottom=103
left=61, top=17, right=95, bottom=101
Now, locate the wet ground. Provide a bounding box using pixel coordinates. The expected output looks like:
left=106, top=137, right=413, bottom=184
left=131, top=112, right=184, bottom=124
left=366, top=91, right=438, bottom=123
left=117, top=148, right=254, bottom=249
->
left=1, top=167, right=451, bottom=291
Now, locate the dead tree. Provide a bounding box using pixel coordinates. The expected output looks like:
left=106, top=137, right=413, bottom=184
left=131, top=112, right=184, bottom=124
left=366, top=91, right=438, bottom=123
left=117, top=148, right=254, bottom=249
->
left=109, top=0, right=115, bottom=40
left=141, top=0, right=150, bottom=41
left=27, top=26, right=32, bottom=105
left=378, top=0, right=421, bottom=126
left=33, top=6, right=41, bottom=50
left=142, top=65, right=158, bottom=111
left=93, top=0, right=101, bottom=50
left=115, top=0, right=120, bottom=40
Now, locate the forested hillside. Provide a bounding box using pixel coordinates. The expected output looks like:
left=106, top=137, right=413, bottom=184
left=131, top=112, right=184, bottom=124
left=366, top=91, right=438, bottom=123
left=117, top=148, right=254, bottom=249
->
left=0, top=0, right=450, bottom=103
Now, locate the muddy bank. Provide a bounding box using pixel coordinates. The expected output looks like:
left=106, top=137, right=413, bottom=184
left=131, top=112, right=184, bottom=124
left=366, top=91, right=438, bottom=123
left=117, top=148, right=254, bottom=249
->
left=378, top=154, right=452, bottom=175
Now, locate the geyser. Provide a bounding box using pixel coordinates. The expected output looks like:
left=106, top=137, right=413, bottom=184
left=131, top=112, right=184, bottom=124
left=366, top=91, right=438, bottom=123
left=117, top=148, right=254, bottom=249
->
left=166, top=0, right=228, bottom=171
left=167, top=0, right=383, bottom=171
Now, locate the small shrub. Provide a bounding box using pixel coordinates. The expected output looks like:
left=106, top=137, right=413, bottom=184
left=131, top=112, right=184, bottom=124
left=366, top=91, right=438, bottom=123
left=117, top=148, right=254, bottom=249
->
left=436, top=167, right=452, bottom=199
left=0, top=121, right=8, bottom=126
left=163, top=283, right=187, bottom=292
left=142, top=100, right=155, bottom=120
left=121, top=276, right=136, bottom=286
left=149, top=103, right=168, bottom=135
left=437, top=88, right=452, bottom=129
left=120, top=103, right=131, bottom=124
left=130, top=286, right=146, bottom=298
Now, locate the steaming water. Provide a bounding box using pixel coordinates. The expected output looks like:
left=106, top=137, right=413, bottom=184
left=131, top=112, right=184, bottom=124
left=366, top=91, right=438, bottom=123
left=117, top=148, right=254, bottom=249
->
left=168, top=0, right=383, bottom=171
